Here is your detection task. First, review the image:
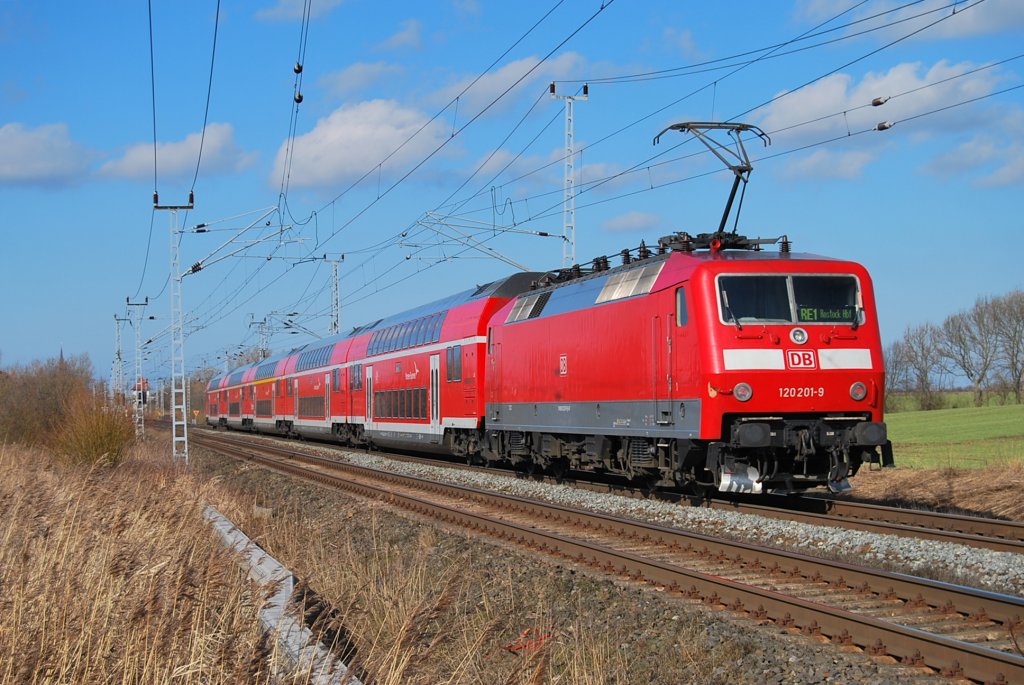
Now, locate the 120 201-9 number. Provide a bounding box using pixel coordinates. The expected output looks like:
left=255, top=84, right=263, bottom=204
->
left=779, top=386, right=825, bottom=398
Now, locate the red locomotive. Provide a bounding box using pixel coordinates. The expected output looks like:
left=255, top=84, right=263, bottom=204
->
left=207, top=230, right=893, bottom=494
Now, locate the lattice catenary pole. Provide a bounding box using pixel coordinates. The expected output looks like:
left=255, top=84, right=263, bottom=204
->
left=550, top=82, right=588, bottom=268
left=156, top=192, right=194, bottom=465
left=127, top=297, right=148, bottom=438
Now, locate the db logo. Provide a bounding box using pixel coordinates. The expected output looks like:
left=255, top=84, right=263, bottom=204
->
left=786, top=349, right=817, bottom=369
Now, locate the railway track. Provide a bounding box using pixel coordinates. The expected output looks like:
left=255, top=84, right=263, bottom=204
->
left=192, top=426, right=1024, bottom=555
left=193, top=429, right=1024, bottom=684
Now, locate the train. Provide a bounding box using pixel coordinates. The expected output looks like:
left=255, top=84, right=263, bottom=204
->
left=207, top=229, right=894, bottom=495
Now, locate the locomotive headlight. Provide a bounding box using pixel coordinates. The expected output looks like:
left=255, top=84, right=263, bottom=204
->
left=850, top=381, right=868, bottom=401
left=733, top=382, right=753, bottom=402
left=790, top=327, right=808, bottom=345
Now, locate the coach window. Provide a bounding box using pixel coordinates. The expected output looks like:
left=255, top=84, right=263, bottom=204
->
left=446, top=344, right=462, bottom=382
left=332, top=368, right=340, bottom=391
left=676, top=286, right=688, bottom=326
left=403, top=320, right=414, bottom=348
left=427, top=313, right=440, bottom=342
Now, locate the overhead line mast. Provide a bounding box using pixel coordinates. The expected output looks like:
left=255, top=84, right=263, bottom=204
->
left=126, top=297, right=149, bottom=438
left=155, top=191, right=194, bottom=466
left=112, top=314, right=129, bottom=405
left=550, top=82, right=588, bottom=268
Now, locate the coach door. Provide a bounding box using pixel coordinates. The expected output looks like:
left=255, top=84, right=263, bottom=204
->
left=653, top=315, right=672, bottom=426
left=365, top=366, right=374, bottom=431
left=324, top=372, right=331, bottom=420
left=429, top=354, right=440, bottom=435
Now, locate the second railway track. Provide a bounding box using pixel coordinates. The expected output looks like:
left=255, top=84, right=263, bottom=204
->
left=194, top=429, right=1024, bottom=684
left=195, top=426, right=1024, bottom=554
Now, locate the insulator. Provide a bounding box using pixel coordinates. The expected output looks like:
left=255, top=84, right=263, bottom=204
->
left=549, top=81, right=556, bottom=94
left=621, top=249, right=631, bottom=265
left=780, top=235, right=791, bottom=253
left=638, top=240, right=650, bottom=260
left=871, top=96, right=889, bottom=107
left=153, top=191, right=159, bottom=206
left=294, top=92, right=303, bottom=104
left=582, top=83, right=589, bottom=96
left=876, top=121, right=894, bottom=131
left=294, top=63, right=303, bottom=74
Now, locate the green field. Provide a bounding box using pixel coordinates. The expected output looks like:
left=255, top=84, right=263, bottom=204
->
left=885, top=403, right=1024, bottom=469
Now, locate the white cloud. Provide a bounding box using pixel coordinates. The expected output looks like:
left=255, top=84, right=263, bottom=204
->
left=453, top=0, right=481, bottom=15
left=257, top=0, right=344, bottom=21
left=602, top=211, right=662, bottom=233
left=0, top=123, right=93, bottom=186
left=662, top=26, right=701, bottom=59
left=923, top=131, right=1024, bottom=187
left=794, top=0, right=1024, bottom=38
left=319, top=62, right=404, bottom=97
left=377, top=19, right=422, bottom=51
left=979, top=149, right=1024, bottom=186
left=100, top=123, right=255, bottom=180
left=759, top=60, right=1001, bottom=144
left=431, top=52, right=585, bottom=114
left=272, top=99, right=449, bottom=190
left=781, top=148, right=874, bottom=180
left=756, top=59, right=1018, bottom=181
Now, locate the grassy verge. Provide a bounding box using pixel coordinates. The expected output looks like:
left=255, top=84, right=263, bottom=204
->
left=1, top=436, right=758, bottom=684
left=0, top=442, right=285, bottom=684
left=886, top=403, right=1024, bottom=470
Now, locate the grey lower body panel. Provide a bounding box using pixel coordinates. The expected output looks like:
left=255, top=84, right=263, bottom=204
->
left=486, top=399, right=701, bottom=439
left=293, top=425, right=332, bottom=439
left=369, top=430, right=446, bottom=452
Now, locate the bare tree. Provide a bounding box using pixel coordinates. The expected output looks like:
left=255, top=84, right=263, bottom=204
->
left=883, top=339, right=910, bottom=412
left=884, top=340, right=910, bottom=391
left=901, top=323, right=946, bottom=410
left=992, top=290, right=1024, bottom=404
left=937, top=297, right=998, bottom=407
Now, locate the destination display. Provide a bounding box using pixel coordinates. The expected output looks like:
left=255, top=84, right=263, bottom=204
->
left=797, top=305, right=857, bottom=323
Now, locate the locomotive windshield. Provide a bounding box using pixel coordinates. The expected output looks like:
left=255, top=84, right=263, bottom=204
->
left=718, top=274, right=861, bottom=325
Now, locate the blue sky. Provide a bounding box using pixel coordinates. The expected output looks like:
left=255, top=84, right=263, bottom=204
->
left=1, top=0, right=1022, bottom=383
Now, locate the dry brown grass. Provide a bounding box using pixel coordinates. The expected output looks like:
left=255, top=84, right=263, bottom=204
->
left=211, top=484, right=752, bottom=685
left=852, top=460, right=1024, bottom=519
left=0, top=431, right=780, bottom=685
left=0, top=442, right=295, bottom=684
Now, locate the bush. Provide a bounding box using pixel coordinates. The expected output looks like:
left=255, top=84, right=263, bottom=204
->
left=0, top=353, right=94, bottom=445
left=52, top=392, right=135, bottom=467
